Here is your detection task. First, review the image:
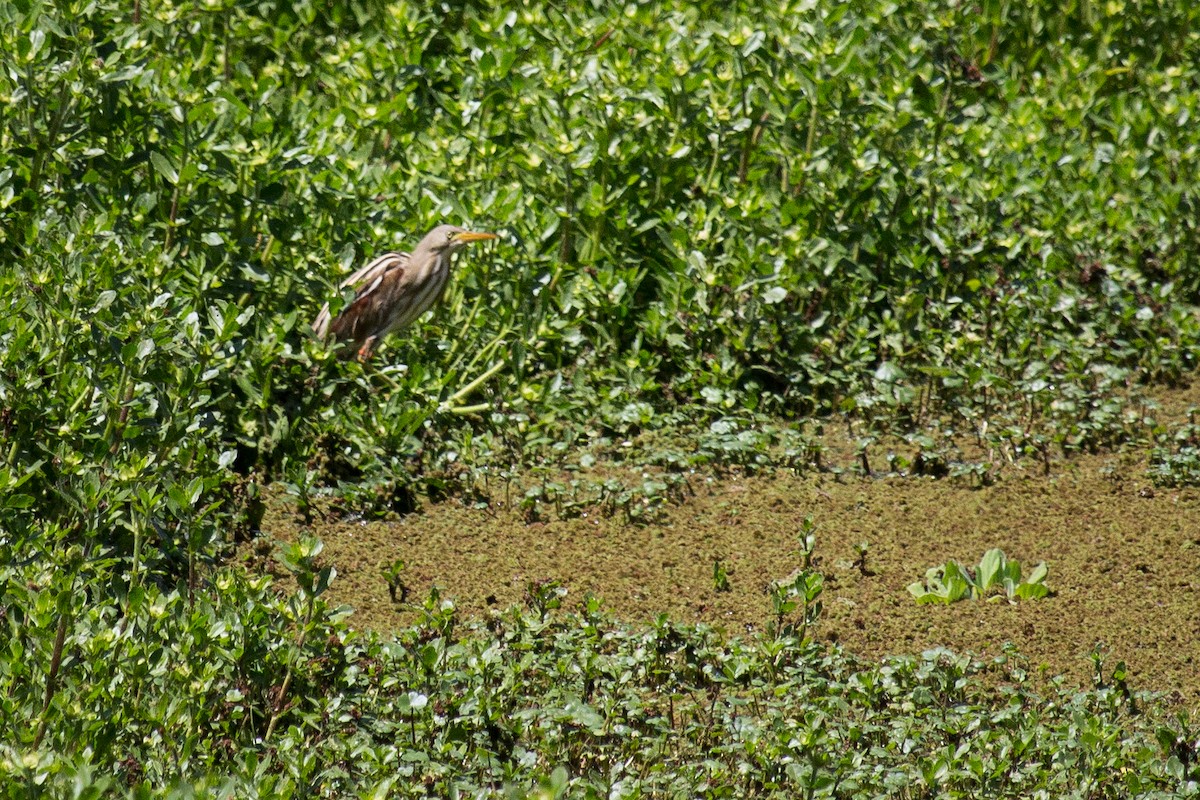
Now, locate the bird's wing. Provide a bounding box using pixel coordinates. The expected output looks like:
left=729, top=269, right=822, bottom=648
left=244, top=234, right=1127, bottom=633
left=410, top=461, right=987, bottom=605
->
left=338, top=250, right=412, bottom=295
left=312, top=251, right=410, bottom=339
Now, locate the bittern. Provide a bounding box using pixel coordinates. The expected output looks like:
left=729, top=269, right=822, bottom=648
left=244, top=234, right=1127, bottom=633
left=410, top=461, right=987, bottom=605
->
left=312, top=224, right=498, bottom=360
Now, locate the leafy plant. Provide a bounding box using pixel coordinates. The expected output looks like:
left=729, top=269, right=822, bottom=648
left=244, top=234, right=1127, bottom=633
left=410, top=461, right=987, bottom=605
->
left=711, top=559, right=731, bottom=592
left=769, top=569, right=825, bottom=641
left=908, top=548, right=1049, bottom=604
left=794, top=516, right=818, bottom=569
left=524, top=578, right=567, bottom=623
left=1155, top=713, right=1200, bottom=784
left=381, top=557, right=410, bottom=604
left=852, top=540, right=873, bottom=577
left=1147, top=411, right=1200, bottom=487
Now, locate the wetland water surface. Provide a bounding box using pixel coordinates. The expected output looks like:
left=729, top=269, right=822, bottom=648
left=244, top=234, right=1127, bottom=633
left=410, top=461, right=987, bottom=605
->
left=258, top=448, right=1200, bottom=705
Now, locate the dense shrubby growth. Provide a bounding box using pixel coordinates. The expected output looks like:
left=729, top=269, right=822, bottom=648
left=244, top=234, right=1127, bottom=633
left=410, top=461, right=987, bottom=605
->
left=3, top=0, right=1200, bottom=793
left=4, top=0, right=1200, bottom=525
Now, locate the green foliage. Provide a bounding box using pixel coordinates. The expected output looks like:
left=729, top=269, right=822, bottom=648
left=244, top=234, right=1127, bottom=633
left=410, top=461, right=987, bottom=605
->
left=852, top=540, right=872, bottom=576
left=380, top=557, right=409, bottom=604
left=909, top=548, right=1050, bottom=604
left=1148, top=408, right=1200, bottom=487
left=768, top=569, right=825, bottom=640
left=711, top=558, right=731, bottom=593
left=0, top=541, right=348, bottom=794
left=1148, top=446, right=1200, bottom=488
left=767, top=520, right=824, bottom=640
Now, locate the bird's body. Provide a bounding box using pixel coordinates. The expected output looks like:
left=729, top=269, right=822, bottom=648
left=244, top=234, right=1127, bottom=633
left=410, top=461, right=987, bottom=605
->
left=312, top=224, right=497, bottom=360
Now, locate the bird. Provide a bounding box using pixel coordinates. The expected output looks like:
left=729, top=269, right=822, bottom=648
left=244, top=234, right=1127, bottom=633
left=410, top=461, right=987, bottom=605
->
left=312, top=224, right=498, bottom=360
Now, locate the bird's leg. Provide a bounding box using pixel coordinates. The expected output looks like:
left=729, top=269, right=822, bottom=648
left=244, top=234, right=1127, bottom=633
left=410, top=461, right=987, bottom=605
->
left=356, top=335, right=378, bottom=362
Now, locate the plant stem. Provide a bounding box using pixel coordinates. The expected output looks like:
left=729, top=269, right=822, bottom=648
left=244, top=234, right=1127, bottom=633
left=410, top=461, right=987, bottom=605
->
left=33, top=609, right=70, bottom=748
left=264, top=594, right=315, bottom=743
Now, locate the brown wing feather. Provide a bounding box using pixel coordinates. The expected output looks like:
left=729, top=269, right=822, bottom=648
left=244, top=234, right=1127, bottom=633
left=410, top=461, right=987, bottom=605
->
left=312, top=251, right=411, bottom=346
left=328, top=259, right=411, bottom=343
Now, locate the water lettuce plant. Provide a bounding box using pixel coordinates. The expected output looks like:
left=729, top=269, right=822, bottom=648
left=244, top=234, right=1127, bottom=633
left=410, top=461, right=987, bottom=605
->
left=909, top=548, right=1050, bottom=604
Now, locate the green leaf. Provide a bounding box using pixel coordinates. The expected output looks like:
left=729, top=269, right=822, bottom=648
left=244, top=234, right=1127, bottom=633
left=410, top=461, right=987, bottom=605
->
left=977, top=549, right=1004, bottom=591
left=420, top=644, right=439, bottom=671
left=29, top=29, right=45, bottom=59
left=742, top=30, right=766, bottom=57
left=1, top=493, right=33, bottom=509
left=911, top=73, right=936, bottom=115
left=367, top=778, right=396, bottom=800
left=1014, top=583, right=1049, bottom=600
left=150, top=151, right=178, bottom=184
left=92, top=290, right=117, bottom=312
left=762, top=286, right=788, bottom=304
left=314, top=565, right=336, bottom=595
left=1026, top=562, right=1049, bottom=585
left=907, top=582, right=939, bottom=604
left=562, top=698, right=605, bottom=733
left=939, top=561, right=971, bottom=601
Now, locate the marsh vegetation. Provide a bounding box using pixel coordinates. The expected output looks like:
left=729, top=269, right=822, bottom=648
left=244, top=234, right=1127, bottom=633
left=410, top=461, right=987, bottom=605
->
left=3, top=0, right=1200, bottom=795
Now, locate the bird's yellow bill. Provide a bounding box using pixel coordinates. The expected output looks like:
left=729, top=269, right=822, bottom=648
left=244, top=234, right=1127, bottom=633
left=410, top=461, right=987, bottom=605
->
left=452, top=231, right=499, bottom=243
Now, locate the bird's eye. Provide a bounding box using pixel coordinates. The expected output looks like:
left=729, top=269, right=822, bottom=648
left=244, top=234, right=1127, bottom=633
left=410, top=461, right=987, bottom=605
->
left=446, top=231, right=455, bottom=242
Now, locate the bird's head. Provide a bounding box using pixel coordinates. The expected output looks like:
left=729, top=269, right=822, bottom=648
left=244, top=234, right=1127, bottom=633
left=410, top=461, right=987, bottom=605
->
left=425, top=224, right=499, bottom=254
